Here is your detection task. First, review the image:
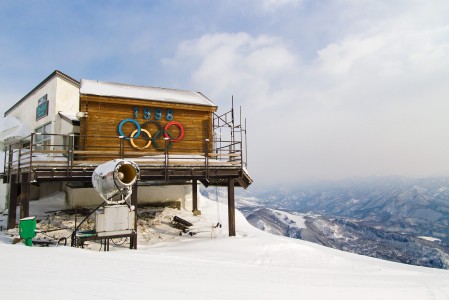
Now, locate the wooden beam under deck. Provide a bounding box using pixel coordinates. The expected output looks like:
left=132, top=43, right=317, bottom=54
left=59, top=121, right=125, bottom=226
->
left=192, top=179, right=198, bottom=212
left=7, top=182, right=19, bottom=229
left=20, top=173, right=30, bottom=219
left=7, top=165, right=251, bottom=188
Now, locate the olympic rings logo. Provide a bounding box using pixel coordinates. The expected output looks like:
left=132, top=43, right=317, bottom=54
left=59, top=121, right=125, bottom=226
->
left=117, top=118, right=185, bottom=151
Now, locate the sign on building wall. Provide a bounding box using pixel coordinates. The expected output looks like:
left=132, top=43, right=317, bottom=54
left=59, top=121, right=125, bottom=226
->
left=117, top=107, right=185, bottom=151
left=36, top=94, right=49, bottom=121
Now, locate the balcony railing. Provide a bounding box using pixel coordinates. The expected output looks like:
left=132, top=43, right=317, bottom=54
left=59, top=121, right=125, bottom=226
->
left=3, top=132, right=245, bottom=180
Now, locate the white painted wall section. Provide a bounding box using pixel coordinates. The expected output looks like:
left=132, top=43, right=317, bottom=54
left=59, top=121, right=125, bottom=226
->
left=66, top=185, right=194, bottom=210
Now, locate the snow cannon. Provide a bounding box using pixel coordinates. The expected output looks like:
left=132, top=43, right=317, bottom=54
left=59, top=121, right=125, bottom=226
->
left=92, top=159, right=140, bottom=205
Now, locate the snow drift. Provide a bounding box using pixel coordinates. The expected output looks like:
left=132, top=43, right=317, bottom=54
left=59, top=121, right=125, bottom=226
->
left=0, top=194, right=449, bottom=299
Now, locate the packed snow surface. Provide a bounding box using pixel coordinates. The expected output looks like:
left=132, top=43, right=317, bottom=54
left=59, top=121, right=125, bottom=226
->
left=1, top=195, right=449, bottom=299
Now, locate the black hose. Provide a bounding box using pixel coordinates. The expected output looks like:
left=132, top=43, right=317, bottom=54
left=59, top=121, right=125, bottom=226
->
left=57, top=237, right=67, bottom=246
left=111, top=237, right=127, bottom=246
left=71, top=202, right=106, bottom=247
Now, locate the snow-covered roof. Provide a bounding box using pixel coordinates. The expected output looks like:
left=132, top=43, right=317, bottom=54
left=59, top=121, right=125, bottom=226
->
left=58, top=112, right=80, bottom=125
left=58, top=112, right=78, bottom=122
left=4, top=70, right=79, bottom=117
left=80, top=79, right=217, bottom=107
left=0, top=116, right=31, bottom=148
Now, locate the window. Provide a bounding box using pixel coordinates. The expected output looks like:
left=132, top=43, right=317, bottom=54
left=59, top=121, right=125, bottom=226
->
left=62, top=133, right=80, bottom=157
left=35, top=123, right=52, bottom=149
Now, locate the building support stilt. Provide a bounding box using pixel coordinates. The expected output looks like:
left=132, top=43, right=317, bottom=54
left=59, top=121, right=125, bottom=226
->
left=20, top=174, right=30, bottom=219
left=227, top=178, right=236, bottom=236
left=192, top=179, right=198, bottom=212
left=7, top=182, right=19, bottom=229
left=130, top=182, right=138, bottom=249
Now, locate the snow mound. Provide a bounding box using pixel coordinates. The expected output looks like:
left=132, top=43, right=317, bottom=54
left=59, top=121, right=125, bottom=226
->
left=1, top=194, right=449, bottom=299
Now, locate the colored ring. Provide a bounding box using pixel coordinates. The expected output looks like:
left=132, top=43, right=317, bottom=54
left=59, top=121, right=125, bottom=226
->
left=129, top=129, right=152, bottom=150
left=164, top=121, right=185, bottom=142
left=118, top=118, right=140, bottom=141
left=141, top=120, right=162, bottom=133
left=152, top=130, right=174, bottom=151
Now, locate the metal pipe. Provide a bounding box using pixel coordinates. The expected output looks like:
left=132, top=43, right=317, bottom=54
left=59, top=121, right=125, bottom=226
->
left=205, top=138, right=209, bottom=179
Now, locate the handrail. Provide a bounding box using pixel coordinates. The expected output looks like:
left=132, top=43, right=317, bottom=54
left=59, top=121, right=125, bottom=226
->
left=3, top=126, right=246, bottom=179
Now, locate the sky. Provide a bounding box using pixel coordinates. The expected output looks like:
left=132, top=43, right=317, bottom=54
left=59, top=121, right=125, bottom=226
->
left=1, top=0, right=449, bottom=186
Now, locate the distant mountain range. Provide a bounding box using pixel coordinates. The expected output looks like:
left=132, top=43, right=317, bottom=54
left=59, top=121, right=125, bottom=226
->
left=243, top=207, right=449, bottom=269
left=203, top=176, right=449, bottom=269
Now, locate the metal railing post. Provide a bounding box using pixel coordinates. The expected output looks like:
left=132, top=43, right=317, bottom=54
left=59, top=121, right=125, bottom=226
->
left=7, top=145, right=12, bottom=180
left=28, top=134, right=34, bottom=181
left=17, top=139, right=22, bottom=178
left=164, top=137, right=169, bottom=180
left=66, top=134, right=71, bottom=176
left=240, top=143, right=244, bottom=171
left=2, top=148, right=5, bottom=176
left=119, top=136, right=124, bottom=159
left=205, top=138, right=209, bottom=180
left=68, top=134, right=75, bottom=176
left=29, top=133, right=34, bottom=156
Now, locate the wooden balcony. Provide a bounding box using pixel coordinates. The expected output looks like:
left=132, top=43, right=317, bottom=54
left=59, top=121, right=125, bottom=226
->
left=3, top=133, right=252, bottom=188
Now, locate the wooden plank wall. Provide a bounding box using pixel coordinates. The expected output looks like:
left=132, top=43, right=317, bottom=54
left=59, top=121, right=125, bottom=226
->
left=79, top=95, right=215, bottom=156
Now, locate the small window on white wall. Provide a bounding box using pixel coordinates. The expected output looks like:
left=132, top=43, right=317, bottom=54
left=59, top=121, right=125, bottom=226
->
left=35, top=122, right=52, bottom=149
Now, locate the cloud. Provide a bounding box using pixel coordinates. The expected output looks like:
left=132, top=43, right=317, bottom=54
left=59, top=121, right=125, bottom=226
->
left=166, top=32, right=299, bottom=110
left=165, top=2, right=449, bottom=184
left=261, top=0, right=302, bottom=10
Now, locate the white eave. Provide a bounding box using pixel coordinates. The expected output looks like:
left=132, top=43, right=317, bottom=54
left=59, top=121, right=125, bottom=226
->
left=80, top=79, right=217, bottom=108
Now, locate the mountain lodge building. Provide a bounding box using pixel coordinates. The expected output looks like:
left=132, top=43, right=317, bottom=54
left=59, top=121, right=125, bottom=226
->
left=0, top=70, right=252, bottom=242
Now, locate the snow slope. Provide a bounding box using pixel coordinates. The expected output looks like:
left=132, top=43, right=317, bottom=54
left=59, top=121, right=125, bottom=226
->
left=1, top=196, right=449, bottom=299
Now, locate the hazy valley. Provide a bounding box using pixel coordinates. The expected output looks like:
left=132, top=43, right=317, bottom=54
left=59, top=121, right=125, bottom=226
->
left=204, top=176, right=449, bottom=269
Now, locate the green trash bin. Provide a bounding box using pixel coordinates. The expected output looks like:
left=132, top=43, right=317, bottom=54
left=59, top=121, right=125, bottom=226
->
left=19, top=217, right=37, bottom=247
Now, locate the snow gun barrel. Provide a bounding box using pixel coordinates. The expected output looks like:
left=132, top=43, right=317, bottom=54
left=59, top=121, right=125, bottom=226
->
left=92, top=159, right=140, bottom=204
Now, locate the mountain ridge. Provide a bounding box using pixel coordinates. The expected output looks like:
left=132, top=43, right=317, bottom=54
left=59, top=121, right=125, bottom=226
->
left=208, top=176, right=449, bottom=269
